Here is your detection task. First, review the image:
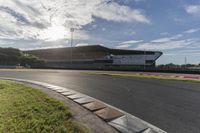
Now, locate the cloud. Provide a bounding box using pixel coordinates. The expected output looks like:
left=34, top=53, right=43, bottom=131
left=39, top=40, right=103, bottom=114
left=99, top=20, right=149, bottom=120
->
left=135, top=39, right=196, bottom=50
left=75, top=43, right=92, bottom=47
left=23, top=45, right=66, bottom=51
left=0, top=38, right=70, bottom=50
left=93, top=2, right=150, bottom=23
left=174, top=18, right=183, bottom=23
left=185, top=5, right=200, bottom=15
left=116, top=44, right=131, bottom=49
left=75, top=43, right=104, bottom=47
left=0, top=0, right=149, bottom=49
left=160, top=32, right=170, bottom=36
left=102, top=27, right=106, bottom=31
left=120, top=40, right=143, bottom=44
left=0, top=6, right=29, bottom=24
left=0, top=39, right=15, bottom=47
left=92, top=24, right=97, bottom=29
left=151, top=34, right=182, bottom=43
left=134, top=0, right=146, bottom=2
left=135, top=32, right=199, bottom=51
left=116, top=39, right=143, bottom=49
left=184, top=28, right=200, bottom=34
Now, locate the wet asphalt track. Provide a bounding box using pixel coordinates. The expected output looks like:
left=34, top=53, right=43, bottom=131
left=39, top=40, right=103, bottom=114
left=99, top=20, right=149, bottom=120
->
left=0, top=70, right=200, bottom=133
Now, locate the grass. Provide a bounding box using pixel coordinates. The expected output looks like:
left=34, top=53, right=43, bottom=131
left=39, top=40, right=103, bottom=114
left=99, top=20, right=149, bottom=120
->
left=81, top=72, right=200, bottom=83
left=0, top=80, right=90, bottom=133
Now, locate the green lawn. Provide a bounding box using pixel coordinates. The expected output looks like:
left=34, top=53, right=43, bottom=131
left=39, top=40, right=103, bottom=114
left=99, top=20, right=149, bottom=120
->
left=0, top=80, right=90, bottom=133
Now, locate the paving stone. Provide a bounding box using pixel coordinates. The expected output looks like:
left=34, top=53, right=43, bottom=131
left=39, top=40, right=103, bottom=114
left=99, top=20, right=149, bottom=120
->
left=82, top=101, right=106, bottom=111
left=55, top=89, right=69, bottom=93
left=44, top=84, right=56, bottom=88
left=94, top=107, right=124, bottom=121
left=141, top=128, right=157, bottom=133
left=109, top=115, right=148, bottom=133
left=74, top=97, right=94, bottom=104
left=32, top=81, right=44, bottom=85
left=61, top=91, right=76, bottom=96
left=52, top=88, right=62, bottom=91
left=67, top=94, right=85, bottom=99
left=39, top=83, right=51, bottom=86
left=109, top=115, right=166, bottom=133
left=47, top=86, right=62, bottom=90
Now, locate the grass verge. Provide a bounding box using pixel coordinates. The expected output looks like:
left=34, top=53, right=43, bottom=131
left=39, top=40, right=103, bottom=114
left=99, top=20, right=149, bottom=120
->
left=0, top=80, right=90, bottom=133
left=81, top=72, right=200, bottom=83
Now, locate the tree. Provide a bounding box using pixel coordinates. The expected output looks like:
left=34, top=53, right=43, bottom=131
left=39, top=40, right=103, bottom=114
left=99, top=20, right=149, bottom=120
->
left=0, top=47, right=45, bottom=68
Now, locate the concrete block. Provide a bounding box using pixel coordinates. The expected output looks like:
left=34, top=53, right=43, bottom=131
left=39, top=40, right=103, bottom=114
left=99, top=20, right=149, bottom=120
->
left=67, top=94, right=85, bottom=100
left=47, top=86, right=62, bottom=90
left=61, top=91, right=76, bottom=96
left=109, top=114, right=166, bottom=133
left=109, top=115, right=148, bottom=133
left=83, top=101, right=106, bottom=111
left=55, top=89, right=69, bottom=93
left=94, top=107, right=124, bottom=122
left=74, top=97, right=94, bottom=104
left=142, top=128, right=157, bottom=133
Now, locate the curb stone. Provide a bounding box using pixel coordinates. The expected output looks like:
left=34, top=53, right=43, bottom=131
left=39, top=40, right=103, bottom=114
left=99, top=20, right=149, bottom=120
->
left=0, top=77, right=167, bottom=133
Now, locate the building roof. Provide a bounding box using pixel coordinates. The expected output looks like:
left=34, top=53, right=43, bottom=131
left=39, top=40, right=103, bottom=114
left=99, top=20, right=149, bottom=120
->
left=27, top=45, right=162, bottom=55
left=26, top=45, right=162, bottom=61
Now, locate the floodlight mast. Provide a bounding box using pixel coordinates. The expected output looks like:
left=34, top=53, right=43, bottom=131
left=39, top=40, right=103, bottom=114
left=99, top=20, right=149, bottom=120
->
left=184, top=57, right=187, bottom=69
left=144, top=50, right=146, bottom=70
left=70, top=28, right=74, bottom=66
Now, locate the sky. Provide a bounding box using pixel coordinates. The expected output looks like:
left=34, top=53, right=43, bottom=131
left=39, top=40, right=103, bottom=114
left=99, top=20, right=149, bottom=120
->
left=0, top=0, right=200, bottom=64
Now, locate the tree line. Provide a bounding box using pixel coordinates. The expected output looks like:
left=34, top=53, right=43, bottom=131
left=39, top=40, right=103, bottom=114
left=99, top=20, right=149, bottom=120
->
left=0, top=47, right=45, bottom=68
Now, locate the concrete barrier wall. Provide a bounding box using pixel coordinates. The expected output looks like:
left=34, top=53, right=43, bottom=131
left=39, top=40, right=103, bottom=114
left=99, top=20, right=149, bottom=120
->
left=0, top=65, right=16, bottom=69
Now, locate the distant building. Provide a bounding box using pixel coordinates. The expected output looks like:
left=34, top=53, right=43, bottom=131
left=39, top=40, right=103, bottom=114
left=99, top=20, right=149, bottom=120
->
left=26, top=45, right=162, bottom=69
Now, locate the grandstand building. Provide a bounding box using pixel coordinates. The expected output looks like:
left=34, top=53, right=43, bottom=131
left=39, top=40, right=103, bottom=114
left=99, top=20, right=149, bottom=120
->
left=27, top=45, right=162, bottom=69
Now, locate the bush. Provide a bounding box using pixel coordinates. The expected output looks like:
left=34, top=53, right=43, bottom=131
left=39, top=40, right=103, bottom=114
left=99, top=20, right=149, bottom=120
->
left=0, top=47, right=45, bottom=68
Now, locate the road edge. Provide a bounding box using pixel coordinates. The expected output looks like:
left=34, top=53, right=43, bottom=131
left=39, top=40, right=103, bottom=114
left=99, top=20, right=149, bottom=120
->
left=0, top=77, right=167, bottom=133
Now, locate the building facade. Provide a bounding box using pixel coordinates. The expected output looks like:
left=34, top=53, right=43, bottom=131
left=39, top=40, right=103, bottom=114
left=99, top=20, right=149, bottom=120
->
left=26, top=45, right=162, bottom=69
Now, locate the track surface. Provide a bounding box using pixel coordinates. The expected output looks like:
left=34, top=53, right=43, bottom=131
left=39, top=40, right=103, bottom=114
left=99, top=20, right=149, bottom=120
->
left=0, top=70, right=200, bottom=133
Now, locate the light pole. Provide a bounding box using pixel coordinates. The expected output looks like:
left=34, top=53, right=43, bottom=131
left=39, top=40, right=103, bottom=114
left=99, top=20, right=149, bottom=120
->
left=184, top=57, right=187, bottom=69
left=70, top=28, right=74, bottom=66
left=144, top=50, right=146, bottom=70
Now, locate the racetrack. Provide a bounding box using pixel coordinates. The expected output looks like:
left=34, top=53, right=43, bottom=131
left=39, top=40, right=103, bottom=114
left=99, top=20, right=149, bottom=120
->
left=0, top=69, right=200, bottom=133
